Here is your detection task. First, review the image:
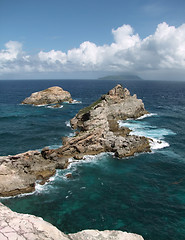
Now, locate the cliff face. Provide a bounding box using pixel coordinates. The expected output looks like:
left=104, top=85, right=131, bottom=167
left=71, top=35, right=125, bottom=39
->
left=0, top=203, right=144, bottom=240
left=22, top=86, right=72, bottom=105
left=71, top=84, right=147, bottom=130
left=56, top=84, right=150, bottom=159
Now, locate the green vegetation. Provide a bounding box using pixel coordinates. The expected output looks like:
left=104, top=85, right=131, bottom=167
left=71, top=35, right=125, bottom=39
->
left=78, top=98, right=102, bottom=116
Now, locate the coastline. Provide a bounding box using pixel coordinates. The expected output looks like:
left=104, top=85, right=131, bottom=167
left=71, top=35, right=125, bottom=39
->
left=0, top=84, right=151, bottom=198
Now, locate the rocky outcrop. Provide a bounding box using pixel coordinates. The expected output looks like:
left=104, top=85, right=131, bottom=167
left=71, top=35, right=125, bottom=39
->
left=0, top=150, right=67, bottom=197
left=69, top=230, right=144, bottom=240
left=22, top=86, right=72, bottom=105
left=56, top=84, right=150, bottom=159
left=0, top=84, right=150, bottom=197
left=0, top=203, right=144, bottom=240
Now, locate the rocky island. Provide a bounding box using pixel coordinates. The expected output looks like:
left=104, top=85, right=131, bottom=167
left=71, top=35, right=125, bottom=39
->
left=0, top=84, right=150, bottom=197
left=22, top=86, right=72, bottom=105
left=0, top=84, right=149, bottom=239
left=56, top=84, right=150, bottom=159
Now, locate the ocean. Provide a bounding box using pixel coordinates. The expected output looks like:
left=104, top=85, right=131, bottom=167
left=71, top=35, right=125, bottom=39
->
left=0, top=79, right=185, bottom=240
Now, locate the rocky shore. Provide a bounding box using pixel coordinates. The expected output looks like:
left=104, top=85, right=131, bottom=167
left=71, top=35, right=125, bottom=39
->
left=22, top=86, right=72, bottom=105
left=57, top=84, right=150, bottom=159
left=0, top=203, right=144, bottom=240
left=0, top=84, right=150, bottom=197
left=0, top=84, right=149, bottom=239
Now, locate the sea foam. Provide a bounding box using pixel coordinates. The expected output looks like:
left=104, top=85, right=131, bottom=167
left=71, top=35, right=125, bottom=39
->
left=119, top=114, right=175, bottom=151
left=137, top=113, right=158, bottom=120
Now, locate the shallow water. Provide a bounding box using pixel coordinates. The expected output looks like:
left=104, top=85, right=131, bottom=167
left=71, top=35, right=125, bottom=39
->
left=1, top=79, right=185, bottom=240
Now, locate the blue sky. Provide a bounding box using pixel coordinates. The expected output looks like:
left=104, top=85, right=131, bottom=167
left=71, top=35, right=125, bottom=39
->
left=1, top=0, right=185, bottom=80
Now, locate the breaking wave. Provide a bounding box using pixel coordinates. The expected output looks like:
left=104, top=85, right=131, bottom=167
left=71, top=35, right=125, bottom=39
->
left=119, top=114, right=175, bottom=151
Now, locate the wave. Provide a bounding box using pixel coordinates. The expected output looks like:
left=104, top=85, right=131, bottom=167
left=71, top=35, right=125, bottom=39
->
left=137, top=113, right=158, bottom=120
left=71, top=99, right=82, bottom=104
left=32, top=153, right=111, bottom=195
left=119, top=118, right=176, bottom=151
left=45, top=105, right=63, bottom=109
left=65, top=121, right=71, bottom=128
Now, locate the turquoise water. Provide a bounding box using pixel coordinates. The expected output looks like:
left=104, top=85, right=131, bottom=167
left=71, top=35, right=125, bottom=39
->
left=0, top=80, right=185, bottom=240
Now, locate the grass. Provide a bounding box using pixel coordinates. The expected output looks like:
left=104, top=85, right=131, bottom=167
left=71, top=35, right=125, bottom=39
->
left=77, top=98, right=102, bottom=116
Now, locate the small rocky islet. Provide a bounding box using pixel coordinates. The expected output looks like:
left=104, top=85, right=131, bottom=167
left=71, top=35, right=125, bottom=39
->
left=21, top=86, right=73, bottom=106
left=0, top=84, right=150, bottom=239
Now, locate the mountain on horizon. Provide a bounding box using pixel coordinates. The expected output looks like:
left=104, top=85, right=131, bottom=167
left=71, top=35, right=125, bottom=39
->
left=98, top=74, right=143, bottom=81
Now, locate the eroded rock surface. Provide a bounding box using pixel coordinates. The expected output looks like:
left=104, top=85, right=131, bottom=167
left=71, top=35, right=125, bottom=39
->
left=0, top=150, right=67, bottom=197
left=0, top=203, right=69, bottom=240
left=0, top=203, right=144, bottom=240
left=0, top=84, right=150, bottom=197
left=56, top=84, right=150, bottom=159
left=22, top=86, right=72, bottom=105
left=69, top=229, right=144, bottom=240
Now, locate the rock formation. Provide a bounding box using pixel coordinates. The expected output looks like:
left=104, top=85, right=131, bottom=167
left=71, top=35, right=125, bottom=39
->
left=0, top=84, right=151, bottom=197
left=69, top=230, right=144, bottom=240
left=0, top=203, right=144, bottom=240
left=56, top=84, right=150, bottom=159
left=22, top=86, right=72, bottom=105
left=0, top=149, right=67, bottom=197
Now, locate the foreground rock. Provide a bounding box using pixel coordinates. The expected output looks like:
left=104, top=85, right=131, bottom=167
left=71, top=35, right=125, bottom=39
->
left=22, top=86, right=72, bottom=105
left=56, top=84, right=150, bottom=159
left=0, top=84, right=150, bottom=197
left=0, top=203, right=144, bottom=240
left=69, top=230, right=144, bottom=240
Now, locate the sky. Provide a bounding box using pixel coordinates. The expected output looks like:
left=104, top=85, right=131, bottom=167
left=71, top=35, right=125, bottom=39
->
left=0, top=0, right=185, bottom=80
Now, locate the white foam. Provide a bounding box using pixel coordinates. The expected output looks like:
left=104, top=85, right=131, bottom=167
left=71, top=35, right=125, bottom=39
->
left=71, top=99, right=82, bottom=104
left=34, top=170, right=61, bottom=194
left=149, top=138, right=169, bottom=150
left=65, top=121, right=71, bottom=128
left=137, top=113, right=158, bottom=120
left=119, top=117, right=175, bottom=151
left=66, top=152, right=112, bottom=171
left=68, top=132, right=75, bottom=137
left=46, top=105, right=63, bottom=109
left=35, top=104, right=46, bottom=107
left=0, top=190, right=35, bottom=199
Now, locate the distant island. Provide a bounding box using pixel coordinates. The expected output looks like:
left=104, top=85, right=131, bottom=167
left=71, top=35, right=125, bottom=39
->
left=98, top=74, right=143, bottom=80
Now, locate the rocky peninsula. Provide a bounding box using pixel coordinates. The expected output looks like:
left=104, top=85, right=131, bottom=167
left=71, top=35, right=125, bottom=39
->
left=0, top=84, right=150, bottom=197
left=56, top=84, right=150, bottom=159
left=22, top=86, right=72, bottom=105
left=0, top=203, right=144, bottom=240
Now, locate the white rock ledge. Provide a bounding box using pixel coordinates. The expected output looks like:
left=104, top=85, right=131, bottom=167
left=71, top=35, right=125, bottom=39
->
left=0, top=203, right=144, bottom=240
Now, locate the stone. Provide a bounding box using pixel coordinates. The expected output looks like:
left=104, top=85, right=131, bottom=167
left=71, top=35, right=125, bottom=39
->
left=0, top=203, right=144, bottom=240
left=0, top=84, right=150, bottom=197
left=69, top=229, right=144, bottom=240
left=0, top=203, right=69, bottom=240
left=22, top=86, right=72, bottom=105
left=65, top=173, right=72, bottom=178
left=58, top=84, right=150, bottom=159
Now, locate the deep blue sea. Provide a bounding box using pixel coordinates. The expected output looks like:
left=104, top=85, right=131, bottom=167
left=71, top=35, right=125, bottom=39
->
left=0, top=79, right=185, bottom=240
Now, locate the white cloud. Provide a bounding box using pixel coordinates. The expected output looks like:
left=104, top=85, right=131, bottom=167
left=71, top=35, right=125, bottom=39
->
left=1, top=22, right=185, bottom=79
left=0, top=41, right=23, bottom=62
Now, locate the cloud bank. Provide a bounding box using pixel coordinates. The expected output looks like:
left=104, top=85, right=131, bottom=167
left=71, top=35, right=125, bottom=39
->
left=1, top=22, right=185, bottom=79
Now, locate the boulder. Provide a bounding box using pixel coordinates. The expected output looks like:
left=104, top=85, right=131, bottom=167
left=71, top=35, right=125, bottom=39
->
left=22, top=86, right=72, bottom=105
left=69, top=229, right=144, bottom=240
